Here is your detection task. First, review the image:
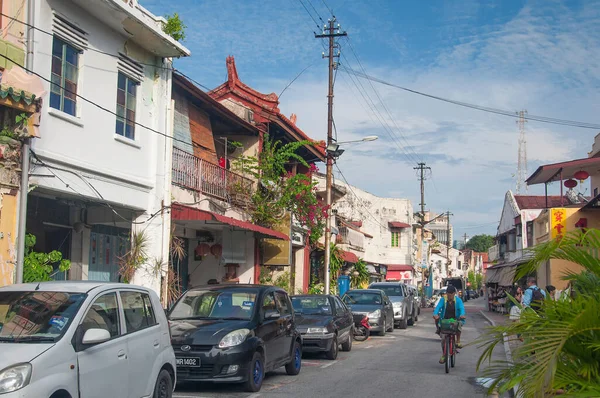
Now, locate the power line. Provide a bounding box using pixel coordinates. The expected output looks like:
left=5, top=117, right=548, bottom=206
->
left=0, top=53, right=200, bottom=151
left=320, top=0, right=335, bottom=16
left=306, top=0, right=326, bottom=23
left=296, top=0, right=321, bottom=29
left=341, top=65, right=600, bottom=130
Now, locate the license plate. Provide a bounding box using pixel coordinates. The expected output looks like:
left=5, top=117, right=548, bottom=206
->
left=176, top=357, right=200, bottom=367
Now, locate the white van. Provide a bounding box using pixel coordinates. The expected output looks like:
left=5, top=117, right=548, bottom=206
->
left=0, top=282, right=176, bottom=398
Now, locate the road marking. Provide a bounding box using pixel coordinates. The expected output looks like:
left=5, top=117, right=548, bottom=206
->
left=377, top=336, right=397, bottom=339
left=365, top=345, right=373, bottom=349
left=320, top=361, right=337, bottom=368
left=247, top=394, right=262, bottom=398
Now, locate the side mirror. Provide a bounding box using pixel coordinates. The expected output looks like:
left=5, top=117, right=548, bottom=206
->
left=264, top=310, right=281, bottom=320
left=82, top=328, right=111, bottom=345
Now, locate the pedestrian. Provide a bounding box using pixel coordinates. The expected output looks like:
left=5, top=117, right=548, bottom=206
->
left=545, top=285, right=556, bottom=300
left=522, top=277, right=546, bottom=311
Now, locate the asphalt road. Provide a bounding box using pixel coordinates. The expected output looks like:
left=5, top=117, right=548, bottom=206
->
left=174, top=298, right=507, bottom=398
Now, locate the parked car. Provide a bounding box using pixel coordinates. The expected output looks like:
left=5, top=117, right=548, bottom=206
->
left=368, top=282, right=414, bottom=329
left=168, top=285, right=302, bottom=392
left=0, top=281, right=175, bottom=398
left=341, top=289, right=394, bottom=335
left=405, top=284, right=421, bottom=317
left=291, top=295, right=353, bottom=360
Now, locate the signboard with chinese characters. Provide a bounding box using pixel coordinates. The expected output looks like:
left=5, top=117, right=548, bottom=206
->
left=262, top=212, right=292, bottom=265
left=551, top=208, right=567, bottom=239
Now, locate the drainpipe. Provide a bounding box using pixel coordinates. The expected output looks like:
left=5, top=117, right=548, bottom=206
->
left=15, top=0, right=35, bottom=284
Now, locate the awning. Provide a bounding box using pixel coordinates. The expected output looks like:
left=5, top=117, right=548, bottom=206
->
left=387, top=264, right=413, bottom=272
left=389, top=221, right=410, bottom=228
left=526, top=156, right=600, bottom=185
left=386, top=271, right=401, bottom=280
left=171, top=204, right=289, bottom=240
left=485, top=264, right=516, bottom=286
left=341, top=250, right=359, bottom=264
left=583, top=193, right=600, bottom=210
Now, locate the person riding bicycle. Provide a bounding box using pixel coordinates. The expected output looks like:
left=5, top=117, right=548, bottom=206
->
left=433, top=285, right=466, bottom=364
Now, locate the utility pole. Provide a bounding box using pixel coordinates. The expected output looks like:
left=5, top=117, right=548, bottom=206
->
left=445, top=211, right=453, bottom=269
left=516, top=109, right=528, bottom=194
left=462, top=233, right=468, bottom=249
left=316, top=18, right=346, bottom=295
left=414, top=163, right=431, bottom=224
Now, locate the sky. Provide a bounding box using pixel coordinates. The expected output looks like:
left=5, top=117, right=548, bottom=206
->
left=144, top=0, right=600, bottom=240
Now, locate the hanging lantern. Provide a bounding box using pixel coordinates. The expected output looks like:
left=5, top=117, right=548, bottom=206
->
left=210, top=244, right=223, bottom=259
left=194, top=242, right=210, bottom=258
left=574, top=170, right=590, bottom=182
left=564, top=179, right=578, bottom=189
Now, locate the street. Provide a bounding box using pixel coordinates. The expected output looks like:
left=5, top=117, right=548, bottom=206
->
left=174, top=299, right=507, bottom=398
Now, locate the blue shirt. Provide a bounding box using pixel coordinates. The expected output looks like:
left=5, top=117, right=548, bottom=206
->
left=434, top=296, right=466, bottom=324
left=522, top=285, right=547, bottom=307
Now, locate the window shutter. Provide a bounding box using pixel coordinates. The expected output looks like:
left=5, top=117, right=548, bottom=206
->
left=118, top=53, right=144, bottom=83
left=52, top=12, right=88, bottom=49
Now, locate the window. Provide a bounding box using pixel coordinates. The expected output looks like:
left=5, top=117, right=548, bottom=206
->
left=116, top=72, right=138, bottom=139
left=391, top=231, right=400, bottom=247
left=81, top=293, right=120, bottom=338
left=120, top=291, right=156, bottom=334
left=262, top=292, right=277, bottom=315
left=333, top=297, right=345, bottom=314
left=274, top=292, right=291, bottom=316
left=50, top=37, right=80, bottom=116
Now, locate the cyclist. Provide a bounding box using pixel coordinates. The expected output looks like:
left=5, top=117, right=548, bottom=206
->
left=433, top=285, right=466, bottom=364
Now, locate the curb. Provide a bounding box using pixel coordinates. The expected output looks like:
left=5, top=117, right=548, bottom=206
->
left=479, top=310, right=520, bottom=398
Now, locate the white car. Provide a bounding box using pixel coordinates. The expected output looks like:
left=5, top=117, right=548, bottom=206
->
left=0, top=281, right=176, bottom=398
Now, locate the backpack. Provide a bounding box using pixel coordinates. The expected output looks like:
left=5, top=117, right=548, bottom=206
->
left=528, top=287, right=545, bottom=312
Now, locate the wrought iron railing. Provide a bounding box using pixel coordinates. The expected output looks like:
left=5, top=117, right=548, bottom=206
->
left=172, top=147, right=253, bottom=205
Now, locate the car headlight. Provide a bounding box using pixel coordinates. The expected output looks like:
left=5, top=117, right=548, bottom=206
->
left=307, top=327, right=327, bottom=334
left=0, top=363, right=32, bottom=394
left=368, top=309, right=381, bottom=318
left=219, top=329, right=251, bottom=348
left=392, top=301, right=403, bottom=308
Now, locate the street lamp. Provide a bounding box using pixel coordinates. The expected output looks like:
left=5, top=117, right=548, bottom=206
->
left=324, top=135, right=378, bottom=295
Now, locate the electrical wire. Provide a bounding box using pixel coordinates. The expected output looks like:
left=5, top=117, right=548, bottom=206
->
left=320, top=0, right=335, bottom=16
left=341, top=65, right=600, bottom=130
left=306, top=0, right=326, bottom=24
left=296, top=0, right=321, bottom=29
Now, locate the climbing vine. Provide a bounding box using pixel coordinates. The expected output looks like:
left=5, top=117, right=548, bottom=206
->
left=232, top=134, right=328, bottom=246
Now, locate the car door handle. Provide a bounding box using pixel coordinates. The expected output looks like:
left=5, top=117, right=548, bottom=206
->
left=117, top=350, right=127, bottom=359
left=153, top=340, right=160, bottom=348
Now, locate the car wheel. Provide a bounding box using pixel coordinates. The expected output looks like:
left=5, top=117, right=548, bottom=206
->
left=153, top=369, right=173, bottom=398
left=414, top=311, right=419, bottom=322
left=380, top=318, right=386, bottom=336
left=325, top=334, right=339, bottom=359
left=399, top=315, right=408, bottom=329
left=285, top=341, right=302, bottom=375
left=341, top=330, right=352, bottom=351
left=408, top=311, right=415, bottom=326
left=244, top=352, right=265, bottom=392
left=386, top=317, right=394, bottom=332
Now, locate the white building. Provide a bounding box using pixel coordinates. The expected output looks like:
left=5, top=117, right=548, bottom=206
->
left=27, top=0, right=190, bottom=295
left=331, top=179, right=415, bottom=283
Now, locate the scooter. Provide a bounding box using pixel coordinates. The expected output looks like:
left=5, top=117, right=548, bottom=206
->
left=353, top=313, right=371, bottom=341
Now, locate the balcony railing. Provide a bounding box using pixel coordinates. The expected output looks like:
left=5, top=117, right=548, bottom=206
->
left=172, top=147, right=253, bottom=205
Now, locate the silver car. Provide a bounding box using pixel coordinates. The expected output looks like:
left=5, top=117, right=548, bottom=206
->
left=368, top=282, right=415, bottom=329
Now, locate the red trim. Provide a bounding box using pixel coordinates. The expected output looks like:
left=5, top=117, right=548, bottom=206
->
left=341, top=250, right=359, bottom=264
left=386, top=264, right=413, bottom=272
left=171, top=204, right=289, bottom=240
left=388, top=221, right=411, bottom=228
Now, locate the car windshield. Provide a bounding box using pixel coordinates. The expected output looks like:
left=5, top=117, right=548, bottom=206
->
left=169, top=289, right=258, bottom=320
left=0, top=291, right=87, bottom=343
left=343, top=292, right=382, bottom=305
left=291, top=297, right=332, bottom=315
left=372, top=286, right=403, bottom=297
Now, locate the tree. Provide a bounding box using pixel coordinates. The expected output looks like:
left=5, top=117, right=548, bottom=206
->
left=465, top=234, right=495, bottom=252
left=23, top=234, right=71, bottom=282
left=351, top=258, right=370, bottom=289
left=163, top=13, right=186, bottom=42
left=476, top=229, right=600, bottom=397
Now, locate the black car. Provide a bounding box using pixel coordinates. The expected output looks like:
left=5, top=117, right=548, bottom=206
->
left=291, top=295, right=354, bottom=360
left=168, top=285, right=302, bottom=392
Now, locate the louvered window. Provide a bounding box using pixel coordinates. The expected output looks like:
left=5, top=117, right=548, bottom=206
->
left=50, top=14, right=86, bottom=116
left=115, top=55, right=142, bottom=139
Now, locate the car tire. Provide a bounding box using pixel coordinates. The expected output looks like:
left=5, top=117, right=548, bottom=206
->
left=285, top=341, right=302, bottom=375
left=153, top=369, right=173, bottom=398
left=399, top=315, right=408, bottom=329
left=386, top=317, right=394, bottom=332
left=244, top=352, right=265, bottom=392
left=414, top=311, right=419, bottom=322
left=380, top=318, right=387, bottom=336
left=326, top=334, right=339, bottom=360
left=341, top=330, right=353, bottom=351
left=408, top=311, right=415, bottom=326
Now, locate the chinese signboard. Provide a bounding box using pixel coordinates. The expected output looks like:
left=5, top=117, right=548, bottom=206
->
left=551, top=208, right=567, bottom=239
left=262, top=212, right=292, bottom=265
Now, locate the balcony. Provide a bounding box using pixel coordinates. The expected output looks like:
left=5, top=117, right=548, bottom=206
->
left=336, top=226, right=365, bottom=252
left=172, top=147, right=253, bottom=206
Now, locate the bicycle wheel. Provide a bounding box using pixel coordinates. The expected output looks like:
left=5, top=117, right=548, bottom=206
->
left=445, top=336, right=450, bottom=374
left=450, top=335, right=455, bottom=368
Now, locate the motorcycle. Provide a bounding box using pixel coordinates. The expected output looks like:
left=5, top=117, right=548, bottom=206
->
left=352, top=313, right=371, bottom=341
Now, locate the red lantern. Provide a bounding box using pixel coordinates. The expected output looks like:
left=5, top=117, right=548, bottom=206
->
left=194, top=243, right=210, bottom=258
left=574, top=170, right=589, bottom=181
left=564, top=179, right=577, bottom=189
left=210, top=244, right=223, bottom=258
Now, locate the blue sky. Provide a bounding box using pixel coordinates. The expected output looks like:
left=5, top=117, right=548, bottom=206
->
left=145, top=0, right=600, bottom=239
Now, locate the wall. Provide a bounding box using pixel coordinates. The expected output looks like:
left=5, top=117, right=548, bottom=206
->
left=0, top=190, right=17, bottom=286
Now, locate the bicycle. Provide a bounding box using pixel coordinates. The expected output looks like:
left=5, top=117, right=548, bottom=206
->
left=439, top=319, right=460, bottom=374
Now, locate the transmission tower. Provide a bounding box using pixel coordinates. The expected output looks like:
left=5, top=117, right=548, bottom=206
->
left=516, top=109, right=528, bottom=194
